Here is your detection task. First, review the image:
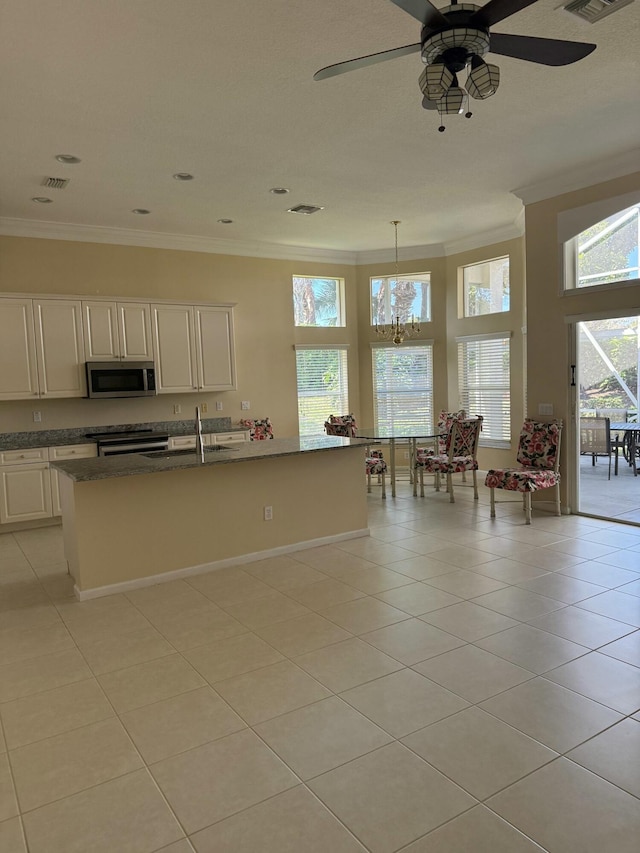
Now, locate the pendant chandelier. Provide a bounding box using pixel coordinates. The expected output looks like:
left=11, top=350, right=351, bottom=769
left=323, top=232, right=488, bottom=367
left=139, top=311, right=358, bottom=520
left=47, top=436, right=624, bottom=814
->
left=375, top=220, right=422, bottom=346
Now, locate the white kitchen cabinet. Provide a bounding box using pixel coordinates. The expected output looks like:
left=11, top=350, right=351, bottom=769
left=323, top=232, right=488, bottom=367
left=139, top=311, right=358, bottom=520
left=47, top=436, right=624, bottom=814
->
left=194, top=306, right=237, bottom=391
left=0, top=447, right=52, bottom=524
left=33, top=299, right=86, bottom=398
left=210, top=431, right=249, bottom=444
left=83, top=301, right=154, bottom=362
left=0, top=298, right=40, bottom=400
left=152, top=304, right=236, bottom=394
left=50, top=444, right=96, bottom=516
left=151, top=304, right=198, bottom=393
left=167, top=432, right=248, bottom=450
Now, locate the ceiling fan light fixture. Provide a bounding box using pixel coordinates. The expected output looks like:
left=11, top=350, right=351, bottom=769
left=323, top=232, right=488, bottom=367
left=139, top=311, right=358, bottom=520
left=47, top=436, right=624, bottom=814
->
left=466, top=56, right=500, bottom=100
left=437, top=85, right=468, bottom=116
left=419, top=64, right=454, bottom=100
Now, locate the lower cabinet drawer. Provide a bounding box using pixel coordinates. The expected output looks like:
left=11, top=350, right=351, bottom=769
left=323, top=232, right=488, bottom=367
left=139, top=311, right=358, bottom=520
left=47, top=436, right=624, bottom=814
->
left=211, top=432, right=249, bottom=443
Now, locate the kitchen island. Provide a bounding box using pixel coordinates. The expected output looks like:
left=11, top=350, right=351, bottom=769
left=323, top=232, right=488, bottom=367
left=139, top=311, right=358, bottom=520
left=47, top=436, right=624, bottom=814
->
left=53, top=436, right=372, bottom=599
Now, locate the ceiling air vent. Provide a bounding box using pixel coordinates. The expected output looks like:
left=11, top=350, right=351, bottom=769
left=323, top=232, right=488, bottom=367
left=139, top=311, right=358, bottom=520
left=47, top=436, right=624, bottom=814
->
left=41, top=176, right=70, bottom=189
left=563, top=0, right=634, bottom=23
left=287, top=204, right=324, bottom=215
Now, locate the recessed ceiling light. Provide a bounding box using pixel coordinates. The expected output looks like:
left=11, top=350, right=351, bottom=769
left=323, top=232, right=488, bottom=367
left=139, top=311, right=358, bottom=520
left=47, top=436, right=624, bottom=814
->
left=269, top=187, right=290, bottom=194
left=131, top=208, right=151, bottom=215
left=32, top=197, right=53, bottom=204
left=217, top=218, right=233, bottom=224
left=55, top=154, right=81, bottom=164
left=173, top=172, right=194, bottom=181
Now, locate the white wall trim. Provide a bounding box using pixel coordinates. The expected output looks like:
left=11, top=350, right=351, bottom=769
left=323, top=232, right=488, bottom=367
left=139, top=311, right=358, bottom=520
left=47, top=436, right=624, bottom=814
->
left=73, top=527, right=370, bottom=600
left=512, top=149, right=640, bottom=206
left=1, top=215, right=525, bottom=264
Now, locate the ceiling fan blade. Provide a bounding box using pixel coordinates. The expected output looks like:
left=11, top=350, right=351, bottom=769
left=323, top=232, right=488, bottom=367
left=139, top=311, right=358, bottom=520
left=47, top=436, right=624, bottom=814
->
left=390, top=0, right=450, bottom=28
left=422, top=96, right=438, bottom=110
left=313, top=42, right=421, bottom=81
left=470, top=0, right=540, bottom=28
left=490, top=32, right=596, bottom=66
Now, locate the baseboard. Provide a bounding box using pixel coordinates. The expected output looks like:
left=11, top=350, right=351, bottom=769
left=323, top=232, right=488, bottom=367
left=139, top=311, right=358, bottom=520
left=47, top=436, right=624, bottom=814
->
left=74, top=527, right=371, bottom=600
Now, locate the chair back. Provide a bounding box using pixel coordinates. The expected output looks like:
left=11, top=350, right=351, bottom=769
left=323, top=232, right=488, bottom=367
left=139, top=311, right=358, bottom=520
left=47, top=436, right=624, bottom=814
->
left=324, top=414, right=357, bottom=438
left=448, top=416, right=482, bottom=460
left=239, top=418, right=274, bottom=440
left=596, top=408, right=628, bottom=424
left=580, top=417, right=611, bottom=455
left=437, top=409, right=466, bottom=452
left=516, top=419, right=563, bottom=471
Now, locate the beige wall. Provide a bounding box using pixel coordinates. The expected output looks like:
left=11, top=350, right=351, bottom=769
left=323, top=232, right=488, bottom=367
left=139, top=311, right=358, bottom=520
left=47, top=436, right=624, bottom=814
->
left=525, top=171, right=640, bottom=509
left=0, top=236, right=357, bottom=435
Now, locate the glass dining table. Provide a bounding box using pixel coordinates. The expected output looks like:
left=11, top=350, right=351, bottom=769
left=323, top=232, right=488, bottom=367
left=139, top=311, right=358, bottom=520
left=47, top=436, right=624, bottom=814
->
left=357, top=426, right=444, bottom=497
left=610, top=422, right=640, bottom=476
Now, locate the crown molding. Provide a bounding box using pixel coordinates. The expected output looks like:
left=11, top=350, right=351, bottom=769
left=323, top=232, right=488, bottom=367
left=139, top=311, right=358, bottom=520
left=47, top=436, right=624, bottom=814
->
left=512, top=148, right=640, bottom=206
left=0, top=217, right=359, bottom=265
left=0, top=215, right=525, bottom=266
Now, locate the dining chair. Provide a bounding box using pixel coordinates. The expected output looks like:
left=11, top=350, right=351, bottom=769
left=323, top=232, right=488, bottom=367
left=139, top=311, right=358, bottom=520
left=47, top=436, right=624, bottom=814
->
left=324, top=414, right=387, bottom=498
left=580, top=416, right=612, bottom=479
left=239, top=418, right=274, bottom=440
left=415, top=415, right=483, bottom=502
left=485, top=419, right=562, bottom=525
left=414, top=409, right=467, bottom=494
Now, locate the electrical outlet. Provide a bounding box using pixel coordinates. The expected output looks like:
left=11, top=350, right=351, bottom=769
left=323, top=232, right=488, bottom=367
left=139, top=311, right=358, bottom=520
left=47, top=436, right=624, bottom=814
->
left=403, top=451, right=410, bottom=459
left=173, top=404, right=181, bottom=414
left=263, top=505, right=273, bottom=521
left=33, top=411, right=42, bottom=423
left=216, top=401, right=223, bottom=411
left=241, top=401, right=250, bottom=411
left=200, top=402, right=208, bottom=413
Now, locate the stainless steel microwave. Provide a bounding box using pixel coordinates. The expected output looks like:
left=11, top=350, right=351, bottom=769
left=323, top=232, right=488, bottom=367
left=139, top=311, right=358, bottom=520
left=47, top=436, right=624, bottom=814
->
left=86, top=362, right=157, bottom=398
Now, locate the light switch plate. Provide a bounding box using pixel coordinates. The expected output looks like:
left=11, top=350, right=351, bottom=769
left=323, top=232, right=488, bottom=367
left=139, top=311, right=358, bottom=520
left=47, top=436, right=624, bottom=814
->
left=538, top=403, right=553, bottom=416
left=241, top=401, right=250, bottom=410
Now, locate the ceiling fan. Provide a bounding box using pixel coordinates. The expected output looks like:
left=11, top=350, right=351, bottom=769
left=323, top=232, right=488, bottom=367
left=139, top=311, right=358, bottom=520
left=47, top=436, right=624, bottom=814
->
left=314, top=0, right=597, bottom=129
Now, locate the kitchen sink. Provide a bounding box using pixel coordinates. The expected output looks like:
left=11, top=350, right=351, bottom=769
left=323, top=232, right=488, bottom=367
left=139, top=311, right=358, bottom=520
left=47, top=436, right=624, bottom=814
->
left=142, top=445, right=238, bottom=458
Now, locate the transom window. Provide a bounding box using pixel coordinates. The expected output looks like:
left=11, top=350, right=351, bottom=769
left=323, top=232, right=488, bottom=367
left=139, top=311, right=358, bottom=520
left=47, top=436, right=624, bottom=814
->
left=574, top=204, right=640, bottom=289
left=458, top=334, right=511, bottom=448
left=461, top=257, right=510, bottom=317
left=293, top=277, right=345, bottom=327
left=371, top=274, right=431, bottom=326
left=295, top=346, right=349, bottom=436
left=372, top=344, right=434, bottom=431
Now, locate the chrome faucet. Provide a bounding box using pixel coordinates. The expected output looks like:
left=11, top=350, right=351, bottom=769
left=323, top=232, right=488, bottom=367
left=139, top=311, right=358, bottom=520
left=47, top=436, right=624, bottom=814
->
left=195, top=405, right=204, bottom=462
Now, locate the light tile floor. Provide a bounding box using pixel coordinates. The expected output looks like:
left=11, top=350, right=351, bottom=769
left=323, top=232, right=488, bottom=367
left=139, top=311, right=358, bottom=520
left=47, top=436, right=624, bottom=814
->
left=1, top=482, right=640, bottom=852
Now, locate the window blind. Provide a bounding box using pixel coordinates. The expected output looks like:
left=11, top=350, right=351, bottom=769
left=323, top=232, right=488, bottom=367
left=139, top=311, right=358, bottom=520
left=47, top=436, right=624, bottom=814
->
left=458, top=334, right=511, bottom=448
left=295, top=347, right=349, bottom=436
left=372, top=344, right=434, bottom=431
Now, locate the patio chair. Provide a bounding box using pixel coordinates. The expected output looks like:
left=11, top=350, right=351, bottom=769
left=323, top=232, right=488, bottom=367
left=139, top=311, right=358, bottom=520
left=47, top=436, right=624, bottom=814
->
left=596, top=408, right=627, bottom=473
left=580, top=416, right=612, bottom=479
left=485, top=419, right=562, bottom=525
left=324, top=414, right=387, bottom=498
left=415, top=415, right=483, bottom=502
left=239, top=418, right=274, bottom=440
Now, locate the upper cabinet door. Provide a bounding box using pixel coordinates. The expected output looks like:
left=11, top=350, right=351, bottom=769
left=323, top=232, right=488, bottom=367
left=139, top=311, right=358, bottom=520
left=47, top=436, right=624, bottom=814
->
left=195, top=306, right=237, bottom=391
left=34, top=300, right=86, bottom=398
left=0, top=298, right=39, bottom=399
left=118, top=303, right=154, bottom=361
left=83, top=301, right=120, bottom=361
left=151, top=304, right=198, bottom=393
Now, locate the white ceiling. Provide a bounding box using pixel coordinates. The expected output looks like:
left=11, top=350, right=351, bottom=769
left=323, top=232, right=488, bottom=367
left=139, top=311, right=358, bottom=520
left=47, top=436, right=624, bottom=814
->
left=1, top=0, right=639, bottom=260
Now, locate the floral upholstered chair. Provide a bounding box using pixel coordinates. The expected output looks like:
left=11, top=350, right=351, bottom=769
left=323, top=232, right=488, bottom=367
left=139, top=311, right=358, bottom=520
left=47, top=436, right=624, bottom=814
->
left=415, top=416, right=483, bottom=502
left=239, top=418, right=274, bottom=440
left=485, top=419, right=562, bottom=525
left=324, top=415, right=387, bottom=498
left=414, top=409, right=467, bottom=493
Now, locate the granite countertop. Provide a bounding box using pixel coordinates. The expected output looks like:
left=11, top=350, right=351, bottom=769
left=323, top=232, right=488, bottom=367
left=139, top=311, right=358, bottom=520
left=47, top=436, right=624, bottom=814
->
left=51, top=436, right=374, bottom=482
left=0, top=418, right=244, bottom=451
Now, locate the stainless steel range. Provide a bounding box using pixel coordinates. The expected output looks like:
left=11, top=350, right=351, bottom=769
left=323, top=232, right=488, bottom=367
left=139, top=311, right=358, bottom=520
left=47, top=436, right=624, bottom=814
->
left=86, top=429, right=170, bottom=457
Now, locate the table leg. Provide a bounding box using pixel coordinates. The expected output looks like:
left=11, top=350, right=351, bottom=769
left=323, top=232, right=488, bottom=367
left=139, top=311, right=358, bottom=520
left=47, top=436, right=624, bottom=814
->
left=390, top=438, right=396, bottom=498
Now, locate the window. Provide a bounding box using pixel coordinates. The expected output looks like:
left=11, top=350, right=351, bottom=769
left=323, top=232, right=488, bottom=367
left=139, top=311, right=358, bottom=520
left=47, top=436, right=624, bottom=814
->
left=372, top=344, right=434, bottom=431
left=574, top=204, right=640, bottom=289
left=371, top=274, right=431, bottom=326
left=458, top=334, right=511, bottom=448
left=296, top=346, right=349, bottom=436
left=293, top=277, right=345, bottom=326
left=462, top=257, right=510, bottom=316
